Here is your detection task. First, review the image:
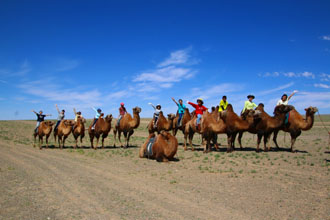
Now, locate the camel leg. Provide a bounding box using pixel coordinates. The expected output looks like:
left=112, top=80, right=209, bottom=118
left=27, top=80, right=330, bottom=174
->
left=113, top=129, right=117, bottom=147
left=189, top=131, right=195, bottom=151
left=127, top=130, right=134, bottom=147
left=232, top=132, right=238, bottom=150
left=74, top=136, right=78, bottom=149
left=90, top=135, right=94, bottom=149
left=39, top=136, right=43, bottom=150
left=63, top=136, right=68, bottom=149
left=290, top=131, right=301, bottom=153
left=238, top=131, right=243, bottom=150
left=33, top=134, right=37, bottom=148
left=226, top=134, right=232, bottom=153
left=263, top=134, right=269, bottom=152
left=256, top=133, right=262, bottom=153
left=95, top=136, right=99, bottom=150
left=80, top=135, right=83, bottom=148
left=58, top=136, right=62, bottom=149
left=183, top=133, right=188, bottom=151
left=272, top=130, right=280, bottom=149
left=46, top=135, right=49, bottom=148
left=123, top=131, right=128, bottom=148
left=212, top=134, right=219, bottom=151
left=118, top=131, right=124, bottom=148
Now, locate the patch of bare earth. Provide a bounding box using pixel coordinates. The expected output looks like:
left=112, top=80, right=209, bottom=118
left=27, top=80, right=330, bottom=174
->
left=0, top=119, right=329, bottom=219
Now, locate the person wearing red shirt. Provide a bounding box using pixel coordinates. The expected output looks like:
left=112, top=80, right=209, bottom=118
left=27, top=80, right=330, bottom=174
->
left=187, top=98, right=208, bottom=130
left=117, top=102, right=127, bottom=126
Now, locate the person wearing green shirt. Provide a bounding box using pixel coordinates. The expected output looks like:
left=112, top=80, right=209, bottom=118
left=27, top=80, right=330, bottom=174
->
left=242, top=95, right=257, bottom=113
left=218, top=96, right=228, bottom=112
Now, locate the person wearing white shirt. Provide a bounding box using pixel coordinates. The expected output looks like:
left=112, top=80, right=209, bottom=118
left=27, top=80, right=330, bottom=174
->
left=277, top=90, right=298, bottom=106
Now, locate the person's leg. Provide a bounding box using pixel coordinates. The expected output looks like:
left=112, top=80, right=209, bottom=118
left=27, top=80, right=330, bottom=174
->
left=178, top=113, right=183, bottom=126
left=197, top=114, right=202, bottom=125
left=35, top=122, right=40, bottom=133
left=92, top=118, right=98, bottom=129
left=54, top=120, right=61, bottom=131
left=154, top=115, right=159, bottom=128
left=117, top=115, right=122, bottom=126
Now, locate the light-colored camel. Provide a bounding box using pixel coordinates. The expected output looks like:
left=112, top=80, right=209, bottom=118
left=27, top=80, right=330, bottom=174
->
left=72, top=116, right=86, bottom=148
left=88, top=114, right=113, bottom=149
left=54, top=120, right=74, bottom=149
left=183, top=115, right=203, bottom=151
left=172, top=108, right=192, bottom=136
left=250, top=104, right=294, bottom=152
left=113, top=107, right=141, bottom=148
left=139, top=131, right=178, bottom=162
left=33, top=121, right=54, bottom=149
left=148, top=112, right=176, bottom=134
left=200, top=111, right=226, bottom=152
left=273, top=106, right=318, bottom=152
left=220, top=104, right=256, bottom=153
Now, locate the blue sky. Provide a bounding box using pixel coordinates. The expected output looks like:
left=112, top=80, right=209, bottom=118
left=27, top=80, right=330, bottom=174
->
left=0, top=0, right=330, bottom=120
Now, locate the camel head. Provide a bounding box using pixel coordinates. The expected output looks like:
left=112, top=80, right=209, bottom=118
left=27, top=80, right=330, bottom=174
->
left=305, top=106, right=318, bottom=115
left=78, top=116, right=86, bottom=124
left=167, top=113, right=176, bottom=120
left=105, top=114, right=113, bottom=122
left=133, top=106, right=142, bottom=114
left=160, top=130, right=171, bottom=140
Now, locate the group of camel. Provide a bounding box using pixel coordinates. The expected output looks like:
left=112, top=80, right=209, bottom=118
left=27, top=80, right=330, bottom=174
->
left=33, top=103, right=318, bottom=162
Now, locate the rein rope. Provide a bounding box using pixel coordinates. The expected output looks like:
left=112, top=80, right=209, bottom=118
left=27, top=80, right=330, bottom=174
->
left=317, top=111, right=330, bottom=147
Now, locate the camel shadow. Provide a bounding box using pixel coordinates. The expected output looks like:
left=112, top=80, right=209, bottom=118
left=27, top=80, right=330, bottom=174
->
left=324, top=151, right=330, bottom=154
left=324, top=159, right=330, bottom=162
left=273, top=147, right=308, bottom=153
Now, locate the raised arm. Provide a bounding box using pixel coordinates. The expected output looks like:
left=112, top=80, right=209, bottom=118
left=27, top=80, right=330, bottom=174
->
left=148, top=103, right=156, bottom=110
left=288, top=90, right=298, bottom=100
left=31, top=110, right=38, bottom=115
left=73, top=108, right=77, bottom=115
left=171, top=97, right=178, bottom=105
left=55, top=104, right=60, bottom=114
left=92, top=107, right=97, bottom=113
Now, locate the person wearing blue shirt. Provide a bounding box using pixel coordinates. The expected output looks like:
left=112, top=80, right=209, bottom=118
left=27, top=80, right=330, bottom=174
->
left=91, top=107, right=102, bottom=130
left=171, top=97, right=186, bottom=127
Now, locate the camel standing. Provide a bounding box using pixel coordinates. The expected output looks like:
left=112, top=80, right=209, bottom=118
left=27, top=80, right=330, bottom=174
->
left=88, top=114, right=113, bottom=149
left=172, top=108, right=192, bottom=136
left=250, top=104, right=294, bottom=152
left=54, top=120, right=74, bottom=149
left=183, top=115, right=202, bottom=151
left=113, top=107, right=141, bottom=148
left=273, top=106, right=318, bottom=152
left=72, top=116, right=86, bottom=148
left=220, top=104, right=256, bottom=153
left=33, top=121, right=54, bottom=149
left=200, top=111, right=226, bottom=152
left=148, top=112, right=175, bottom=134
left=139, top=131, right=178, bottom=162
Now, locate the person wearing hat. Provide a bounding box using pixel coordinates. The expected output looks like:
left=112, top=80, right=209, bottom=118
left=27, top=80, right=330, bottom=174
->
left=171, top=97, right=186, bottom=127
left=218, top=95, right=228, bottom=112
left=73, top=108, right=84, bottom=131
left=54, top=104, right=65, bottom=132
left=148, top=102, right=162, bottom=128
left=31, top=109, right=52, bottom=133
left=276, top=90, right=298, bottom=106
left=117, top=102, right=127, bottom=126
left=91, top=107, right=102, bottom=130
left=242, top=95, right=257, bottom=113
left=187, top=98, right=208, bottom=130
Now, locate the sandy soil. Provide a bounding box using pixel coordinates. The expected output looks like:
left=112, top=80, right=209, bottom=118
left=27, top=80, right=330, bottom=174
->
left=0, top=118, right=329, bottom=220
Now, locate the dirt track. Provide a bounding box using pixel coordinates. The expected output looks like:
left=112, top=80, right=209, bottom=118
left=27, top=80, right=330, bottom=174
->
left=0, top=119, right=329, bottom=219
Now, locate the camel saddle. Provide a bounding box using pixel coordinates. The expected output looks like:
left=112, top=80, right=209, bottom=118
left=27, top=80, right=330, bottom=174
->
left=145, top=137, right=156, bottom=158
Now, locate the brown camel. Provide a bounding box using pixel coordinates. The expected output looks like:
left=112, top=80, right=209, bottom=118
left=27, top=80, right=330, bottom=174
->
left=33, top=121, right=54, bottom=149
left=249, top=104, right=294, bottom=152
left=200, top=111, right=226, bottom=152
left=273, top=106, right=318, bottom=152
left=88, top=114, right=113, bottom=149
left=183, top=115, right=204, bottom=151
left=172, top=108, right=192, bottom=136
left=148, top=112, right=176, bottom=134
left=113, top=107, right=141, bottom=148
left=72, top=116, right=86, bottom=148
left=54, top=120, right=74, bottom=149
left=220, top=104, right=256, bottom=153
left=139, top=131, right=178, bottom=162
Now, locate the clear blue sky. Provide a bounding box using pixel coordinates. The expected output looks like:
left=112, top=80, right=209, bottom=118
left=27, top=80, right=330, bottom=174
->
left=0, top=0, right=330, bottom=120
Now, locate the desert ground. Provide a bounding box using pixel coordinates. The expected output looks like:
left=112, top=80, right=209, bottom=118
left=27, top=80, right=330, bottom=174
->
left=0, top=116, right=329, bottom=220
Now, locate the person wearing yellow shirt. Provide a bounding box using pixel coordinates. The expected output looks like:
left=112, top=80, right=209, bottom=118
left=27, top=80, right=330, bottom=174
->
left=242, top=95, right=257, bottom=113
left=218, top=96, right=228, bottom=112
